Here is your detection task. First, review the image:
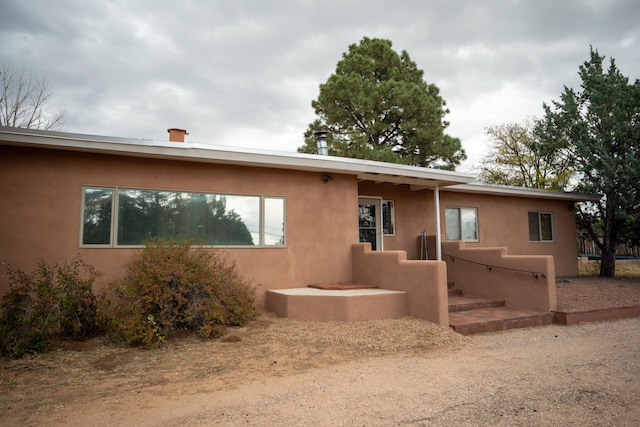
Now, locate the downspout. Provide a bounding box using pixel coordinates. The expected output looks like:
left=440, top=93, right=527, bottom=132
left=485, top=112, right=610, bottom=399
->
left=434, top=185, right=442, bottom=261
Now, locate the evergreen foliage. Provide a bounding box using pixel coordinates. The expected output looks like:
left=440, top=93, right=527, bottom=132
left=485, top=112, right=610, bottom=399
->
left=539, top=47, right=640, bottom=277
left=299, top=37, right=466, bottom=170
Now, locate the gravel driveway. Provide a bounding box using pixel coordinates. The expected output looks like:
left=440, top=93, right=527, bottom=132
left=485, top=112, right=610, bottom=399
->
left=166, top=318, right=640, bottom=426
left=2, top=277, right=639, bottom=426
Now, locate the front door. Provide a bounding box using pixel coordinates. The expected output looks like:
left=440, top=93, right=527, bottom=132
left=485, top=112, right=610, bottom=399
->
left=358, top=197, right=383, bottom=251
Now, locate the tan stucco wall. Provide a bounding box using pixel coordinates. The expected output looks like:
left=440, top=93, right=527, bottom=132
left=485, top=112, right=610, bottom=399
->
left=442, top=241, right=557, bottom=312
left=0, top=146, right=358, bottom=306
left=439, top=191, right=579, bottom=277
left=358, top=182, right=579, bottom=277
left=351, top=243, right=449, bottom=326
left=1, top=143, right=580, bottom=316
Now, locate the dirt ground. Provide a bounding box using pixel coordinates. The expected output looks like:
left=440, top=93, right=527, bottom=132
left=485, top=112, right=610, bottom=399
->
left=1, top=277, right=640, bottom=426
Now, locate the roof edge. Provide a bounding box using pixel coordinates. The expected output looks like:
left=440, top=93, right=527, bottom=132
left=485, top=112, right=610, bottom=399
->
left=0, top=126, right=475, bottom=187
left=446, top=182, right=601, bottom=202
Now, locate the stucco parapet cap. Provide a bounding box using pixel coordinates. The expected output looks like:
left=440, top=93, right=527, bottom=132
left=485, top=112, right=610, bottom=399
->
left=446, top=182, right=601, bottom=202
left=0, top=126, right=475, bottom=187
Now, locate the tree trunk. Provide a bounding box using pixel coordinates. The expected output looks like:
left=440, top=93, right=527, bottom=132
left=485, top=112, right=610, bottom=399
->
left=599, top=244, right=616, bottom=277
left=599, top=200, right=619, bottom=278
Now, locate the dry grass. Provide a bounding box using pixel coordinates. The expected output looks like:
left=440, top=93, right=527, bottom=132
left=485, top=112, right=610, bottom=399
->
left=578, top=259, right=640, bottom=279
left=0, top=313, right=471, bottom=425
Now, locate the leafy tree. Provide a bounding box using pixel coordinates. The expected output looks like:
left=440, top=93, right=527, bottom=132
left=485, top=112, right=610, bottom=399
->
left=538, top=47, right=640, bottom=277
left=298, top=37, right=466, bottom=170
left=0, top=62, right=65, bottom=130
left=478, top=120, right=574, bottom=190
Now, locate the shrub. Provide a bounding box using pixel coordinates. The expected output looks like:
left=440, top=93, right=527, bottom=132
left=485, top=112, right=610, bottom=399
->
left=0, top=256, right=102, bottom=359
left=106, top=237, right=257, bottom=347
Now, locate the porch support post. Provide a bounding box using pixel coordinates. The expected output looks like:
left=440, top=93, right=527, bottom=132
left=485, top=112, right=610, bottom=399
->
left=434, top=185, right=442, bottom=261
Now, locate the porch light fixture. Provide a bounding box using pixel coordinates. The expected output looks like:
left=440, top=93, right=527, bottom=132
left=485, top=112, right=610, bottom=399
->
left=322, top=173, right=333, bottom=183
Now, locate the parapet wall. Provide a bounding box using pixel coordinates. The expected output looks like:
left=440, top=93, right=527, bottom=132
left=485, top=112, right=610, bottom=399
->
left=351, top=243, right=449, bottom=326
left=442, top=241, right=557, bottom=312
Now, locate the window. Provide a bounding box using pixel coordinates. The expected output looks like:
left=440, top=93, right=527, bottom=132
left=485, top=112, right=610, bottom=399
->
left=382, top=200, right=395, bottom=235
left=445, top=207, right=478, bottom=241
left=264, top=197, right=286, bottom=246
left=81, top=186, right=285, bottom=247
left=82, top=188, right=113, bottom=245
left=528, top=211, right=554, bottom=242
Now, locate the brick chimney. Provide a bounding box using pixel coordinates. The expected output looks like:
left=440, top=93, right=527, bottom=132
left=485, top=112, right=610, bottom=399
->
left=167, top=128, right=188, bottom=142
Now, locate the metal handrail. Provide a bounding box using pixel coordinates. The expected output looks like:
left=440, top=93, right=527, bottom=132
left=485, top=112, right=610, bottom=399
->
left=443, top=252, right=547, bottom=279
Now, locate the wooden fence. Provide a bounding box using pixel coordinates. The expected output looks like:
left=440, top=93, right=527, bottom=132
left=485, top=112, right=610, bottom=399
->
left=577, top=236, right=640, bottom=258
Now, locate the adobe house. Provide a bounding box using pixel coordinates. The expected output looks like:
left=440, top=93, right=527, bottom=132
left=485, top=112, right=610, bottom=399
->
left=0, top=126, right=599, bottom=333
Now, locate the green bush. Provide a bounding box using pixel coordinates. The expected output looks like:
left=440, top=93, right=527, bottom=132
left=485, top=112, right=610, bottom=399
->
left=106, top=237, right=257, bottom=347
left=0, top=257, right=102, bottom=359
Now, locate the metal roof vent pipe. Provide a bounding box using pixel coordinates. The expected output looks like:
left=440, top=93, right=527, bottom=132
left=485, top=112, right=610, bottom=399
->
left=314, top=130, right=329, bottom=156
left=168, top=128, right=188, bottom=142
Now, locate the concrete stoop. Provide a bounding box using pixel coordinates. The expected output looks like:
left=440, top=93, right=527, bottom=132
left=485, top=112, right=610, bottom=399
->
left=448, top=289, right=552, bottom=335
left=266, top=287, right=408, bottom=321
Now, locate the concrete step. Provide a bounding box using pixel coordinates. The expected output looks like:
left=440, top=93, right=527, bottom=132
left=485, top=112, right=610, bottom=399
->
left=447, top=288, right=463, bottom=296
left=448, top=294, right=505, bottom=312
left=449, top=306, right=553, bottom=335
left=266, top=287, right=408, bottom=321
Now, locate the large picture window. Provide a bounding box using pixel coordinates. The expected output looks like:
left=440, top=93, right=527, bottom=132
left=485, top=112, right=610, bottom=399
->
left=81, top=186, right=285, bottom=247
left=528, top=211, right=554, bottom=242
left=445, top=207, right=478, bottom=241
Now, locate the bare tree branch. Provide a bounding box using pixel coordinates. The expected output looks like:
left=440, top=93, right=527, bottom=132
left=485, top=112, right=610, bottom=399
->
left=0, top=63, right=65, bottom=130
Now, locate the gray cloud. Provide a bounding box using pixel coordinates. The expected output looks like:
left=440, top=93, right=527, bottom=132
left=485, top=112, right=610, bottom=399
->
left=1, top=0, right=639, bottom=171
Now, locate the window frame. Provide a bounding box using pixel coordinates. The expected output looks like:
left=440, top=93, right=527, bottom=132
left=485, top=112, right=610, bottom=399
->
left=445, top=206, right=479, bottom=242
left=79, top=185, right=286, bottom=248
left=382, top=200, right=396, bottom=236
left=528, top=211, right=555, bottom=243
left=262, top=196, right=287, bottom=247
left=80, top=187, right=115, bottom=248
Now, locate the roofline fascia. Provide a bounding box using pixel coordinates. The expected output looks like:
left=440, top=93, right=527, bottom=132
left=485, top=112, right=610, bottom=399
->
left=0, top=126, right=476, bottom=187
left=445, top=182, right=602, bottom=202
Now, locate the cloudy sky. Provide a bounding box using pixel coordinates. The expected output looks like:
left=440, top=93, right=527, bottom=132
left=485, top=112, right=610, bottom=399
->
left=1, top=0, right=639, bottom=172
